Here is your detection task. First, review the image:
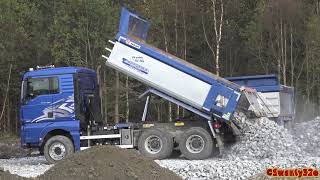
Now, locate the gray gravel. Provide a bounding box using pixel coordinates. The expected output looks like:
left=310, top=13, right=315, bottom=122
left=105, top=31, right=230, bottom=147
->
left=157, top=157, right=320, bottom=180
left=0, top=156, right=52, bottom=178
left=226, top=117, right=303, bottom=159
left=157, top=118, right=320, bottom=180
left=292, top=118, right=320, bottom=156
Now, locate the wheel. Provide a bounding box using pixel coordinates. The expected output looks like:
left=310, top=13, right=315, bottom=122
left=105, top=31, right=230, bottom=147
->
left=44, top=135, right=74, bottom=164
left=179, top=127, right=214, bottom=160
left=138, top=129, right=173, bottom=159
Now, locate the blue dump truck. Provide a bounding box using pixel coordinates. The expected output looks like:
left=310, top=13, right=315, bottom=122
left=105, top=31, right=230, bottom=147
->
left=20, top=8, right=284, bottom=163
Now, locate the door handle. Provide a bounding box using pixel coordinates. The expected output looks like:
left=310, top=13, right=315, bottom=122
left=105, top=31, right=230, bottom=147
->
left=48, top=112, right=53, bottom=118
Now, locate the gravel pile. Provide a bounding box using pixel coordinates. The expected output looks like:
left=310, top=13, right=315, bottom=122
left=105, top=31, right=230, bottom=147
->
left=157, top=117, right=320, bottom=180
left=226, top=117, right=303, bottom=159
left=292, top=118, right=320, bottom=156
left=157, top=157, right=320, bottom=180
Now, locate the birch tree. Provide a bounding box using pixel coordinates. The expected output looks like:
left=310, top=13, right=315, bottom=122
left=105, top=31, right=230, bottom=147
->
left=202, top=0, right=224, bottom=76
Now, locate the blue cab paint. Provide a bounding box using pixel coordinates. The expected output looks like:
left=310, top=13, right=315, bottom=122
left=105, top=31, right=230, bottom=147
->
left=20, top=67, right=97, bottom=151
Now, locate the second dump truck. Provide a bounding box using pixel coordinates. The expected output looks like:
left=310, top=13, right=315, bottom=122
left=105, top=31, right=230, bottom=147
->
left=20, top=8, right=267, bottom=163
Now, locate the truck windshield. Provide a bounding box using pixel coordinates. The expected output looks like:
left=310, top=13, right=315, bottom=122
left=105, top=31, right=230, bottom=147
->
left=22, top=77, right=59, bottom=103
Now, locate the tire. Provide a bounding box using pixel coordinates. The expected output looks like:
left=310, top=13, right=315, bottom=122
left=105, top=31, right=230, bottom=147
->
left=44, top=135, right=74, bottom=164
left=179, top=127, right=214, bottom=160
left=138, top=129, right=173, bottom=159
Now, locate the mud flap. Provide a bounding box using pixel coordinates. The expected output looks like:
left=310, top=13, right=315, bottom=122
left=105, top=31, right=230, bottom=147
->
left=229, top=121, right=241, bottom=136
left=215, top=131, right=224, bottom=157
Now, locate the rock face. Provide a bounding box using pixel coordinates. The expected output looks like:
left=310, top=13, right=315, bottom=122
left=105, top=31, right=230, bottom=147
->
left=157, top=118, right=320, bottom=180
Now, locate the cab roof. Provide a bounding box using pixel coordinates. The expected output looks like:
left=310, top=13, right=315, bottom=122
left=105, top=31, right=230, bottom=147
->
left=23, top=67, right=96, bottom=79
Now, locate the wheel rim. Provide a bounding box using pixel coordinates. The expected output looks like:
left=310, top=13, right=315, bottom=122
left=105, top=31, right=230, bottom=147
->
left=49, top=142, right=66, bottom=161
left=144, top=135, right=163, bottom=154
left=186, top=135, right=205, bottom=154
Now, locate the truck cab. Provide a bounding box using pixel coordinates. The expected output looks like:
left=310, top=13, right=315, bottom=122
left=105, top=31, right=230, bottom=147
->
left=20, top=67, right=101, bottom=162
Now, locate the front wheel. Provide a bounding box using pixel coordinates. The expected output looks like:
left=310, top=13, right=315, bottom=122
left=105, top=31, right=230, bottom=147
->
left=179, top=127, right=214, bottom=160
left=43, top=135, right=74, bottom=164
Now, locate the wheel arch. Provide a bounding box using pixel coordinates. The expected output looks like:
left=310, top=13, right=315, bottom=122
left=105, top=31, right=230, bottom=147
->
left=40, top=129, right=74, bottom=153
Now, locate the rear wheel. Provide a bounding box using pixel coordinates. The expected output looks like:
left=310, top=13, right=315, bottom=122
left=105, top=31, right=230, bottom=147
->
left=138, top=129, right=173, bottom=159
left=44, top=135, right=74, bottom=164
left=179, top=127, right=214, bottom=160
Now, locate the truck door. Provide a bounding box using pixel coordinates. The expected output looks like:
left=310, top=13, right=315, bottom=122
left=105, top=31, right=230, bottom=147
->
left=51, top=74, right=75, bottom=121
left=21, top=77, right=58, bottom=123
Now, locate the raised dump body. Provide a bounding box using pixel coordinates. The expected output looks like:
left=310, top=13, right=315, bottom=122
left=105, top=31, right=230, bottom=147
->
left=104, top=8, right=264, bottom=122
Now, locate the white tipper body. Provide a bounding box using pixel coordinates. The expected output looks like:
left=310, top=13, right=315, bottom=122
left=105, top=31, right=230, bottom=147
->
left=107, top=42, right=211, bottom=109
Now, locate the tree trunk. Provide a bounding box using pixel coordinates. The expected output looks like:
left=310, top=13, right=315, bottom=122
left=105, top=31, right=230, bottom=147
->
left=283, top=24, right=287, bottom=85
left=0, top=64, right=12, bottom=131
left=103, top=68, right=108, bottom=123
left=161, top=10, right=172, bottom=122
left=290, top=26, right=294, bottom=86
left=280, top=18, right=283, bottom=83
left=212, top=0, right=224, bottom=76
left=174, top=0, right=180, bottom=119
left=215, top=43, right=220, bottom=76
left=316, top=0, right=320, bottom=14
left=125, top=76, right=129, bottom=123
left=182, top=0, right=187, bottom=117
left=96, top=65, right=103, bottom=119
left=114, top=71, right=120, bottom=123
left=7, top=98, right=10, bottom=133
left=277, top=24, right=281, bottom=82
left=201, top=0, right=224, bottom=76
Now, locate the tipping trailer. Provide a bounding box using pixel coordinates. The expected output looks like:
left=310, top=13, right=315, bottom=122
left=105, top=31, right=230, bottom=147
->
left=103, top=8, right=265, bottom=121
left=20, top=8, right=266, bottom=164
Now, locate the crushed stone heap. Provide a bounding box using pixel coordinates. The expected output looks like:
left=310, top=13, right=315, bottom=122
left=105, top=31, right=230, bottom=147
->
left=226, top=117, right=303, bottom=160
left=292, top=119, right=320, bottom=156
left=157, top=117, right=320, bottom=180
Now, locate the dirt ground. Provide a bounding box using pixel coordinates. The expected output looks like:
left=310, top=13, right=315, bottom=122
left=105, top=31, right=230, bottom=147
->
left=40, top=145, right=181, bottom=180
left=0, top=135, right=29, bottom=180
left=0, top=168, right=27, bottom=180
left=0, top=136, right=29, bottom=159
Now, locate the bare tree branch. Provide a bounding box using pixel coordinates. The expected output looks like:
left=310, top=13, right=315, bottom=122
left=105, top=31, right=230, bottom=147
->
left=201, top=15, right=215, bottom=56
left=0, top=64, right=12, bottom=126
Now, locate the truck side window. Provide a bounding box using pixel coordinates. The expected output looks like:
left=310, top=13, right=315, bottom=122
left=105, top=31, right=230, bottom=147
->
left=26, top=77, right=59, bottom=99
left=51, top=78, right=59, bottom=94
